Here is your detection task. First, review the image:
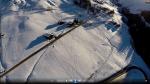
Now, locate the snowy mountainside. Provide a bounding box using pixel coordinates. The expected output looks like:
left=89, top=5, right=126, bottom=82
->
left=118, top=0, right=150, bottom=14
left=0, top=0, right=150, bottom=82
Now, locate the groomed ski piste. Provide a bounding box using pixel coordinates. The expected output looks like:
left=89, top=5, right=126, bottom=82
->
left=0, top=0, right=150, bottom=83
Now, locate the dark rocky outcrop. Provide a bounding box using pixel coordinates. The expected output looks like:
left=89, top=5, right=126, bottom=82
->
left=141, top=11, right=150, bottom=24
left=121, top=8, right=150, bottom=68
left=110, top=0, right=150, bottom=68
left=73, top=0, right=91, bottom=9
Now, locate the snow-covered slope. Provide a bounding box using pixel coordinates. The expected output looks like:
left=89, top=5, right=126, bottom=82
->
left=0, top=0, right=150, bottom=82
left=118, top=0, right=150, bottom=13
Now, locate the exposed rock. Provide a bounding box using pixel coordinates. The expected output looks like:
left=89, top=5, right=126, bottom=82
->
left=141, top=11, right=150, bottom=24
left=73, top=0, right=91, bottom=9
left=121, top=9, right=150, bottom=68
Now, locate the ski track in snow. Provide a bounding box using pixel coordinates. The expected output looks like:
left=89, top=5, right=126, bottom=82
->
left=26, top=46, right=50, bottom=82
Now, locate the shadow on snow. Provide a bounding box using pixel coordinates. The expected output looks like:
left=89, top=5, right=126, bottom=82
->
left=26, top=35, right=47, bottom=49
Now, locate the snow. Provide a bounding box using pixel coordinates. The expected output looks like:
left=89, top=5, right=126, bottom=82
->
left=118, top=0, right=150, bottom=14
left=0, top=0, right=150, bottom=82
